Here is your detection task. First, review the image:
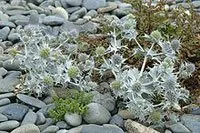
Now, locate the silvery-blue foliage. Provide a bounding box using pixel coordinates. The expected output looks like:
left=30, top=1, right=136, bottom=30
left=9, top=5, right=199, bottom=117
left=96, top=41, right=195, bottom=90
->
left=102, top=14, right=194, bottom=122
left=14, top=27, right=95, bottom=97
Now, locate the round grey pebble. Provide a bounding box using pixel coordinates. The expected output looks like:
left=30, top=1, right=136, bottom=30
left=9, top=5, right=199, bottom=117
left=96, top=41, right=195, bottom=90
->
left=36, top=112, right=46, bottom=125
left=64, top=113, right=82, bottom=126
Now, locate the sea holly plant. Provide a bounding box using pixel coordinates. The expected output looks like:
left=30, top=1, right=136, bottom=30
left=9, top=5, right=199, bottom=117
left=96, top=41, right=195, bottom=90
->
left=11, top=26, right=96, bottom=97
left=98, top=14, right=195, bottom=122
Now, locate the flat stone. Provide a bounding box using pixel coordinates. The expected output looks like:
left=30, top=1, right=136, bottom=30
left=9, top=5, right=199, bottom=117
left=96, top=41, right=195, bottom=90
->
left=42, top=16, right=64, bottom=26
left=82, top=0, right=107, bottom=10
left=97, top=2, right=118, bottom=13
left=57, top=129, right=68, bottom=133
left=81, top=124, right=124, bottom=133
left=69, top=7, right=87, bottom=21
left=39, top=0, right=54, bottom=7
left=17, top=94, right=46, bottom=108
left=28, top=3, right=44, bottom=14
left=168, top=122, right=191, bottom=133
left=21, top=109, right=37, bottom=125
left=0, top=93, right=15, bottom=99
left=5, top=10, right=30, bottom=16
left=0, top=21, right=16, bottom=28
left=8, top=15, right=29, bottom=23
left=41, top=125, right=59, bottom=133
left=0, top=121, right=20, bottom=131
left=3, top=59, right=21, bottom=71
left=11, top=124, right=40, bottom=133
left=0, top=71, right=21, bottom=93
left=0, top=27, right=10, bottom=41
left=124, top=119, right=160, bottom=133
left=0, top=113, right=8, bottom=122
left=112, top=8, right=132, bottom=18
left=66, top=0, right=82, bottom=6
left=181, top=114, right=200, bottom=133
left=0, top=98, right=11, bottom=106
left=1, top=103, right=29, bottom=121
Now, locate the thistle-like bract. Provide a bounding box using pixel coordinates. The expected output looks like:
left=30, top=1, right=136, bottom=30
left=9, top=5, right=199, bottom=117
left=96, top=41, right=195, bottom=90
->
left=68, top=66, right=80, bottom=78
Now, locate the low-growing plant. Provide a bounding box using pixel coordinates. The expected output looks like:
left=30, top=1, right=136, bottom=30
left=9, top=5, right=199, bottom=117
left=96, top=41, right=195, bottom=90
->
left=98, top=14, right=195, bottom=123
left=49, top=90, right=93, bottom=121
left=11, top=11, right=196, bottom=127
left=11, top=26, right=97, bottom=97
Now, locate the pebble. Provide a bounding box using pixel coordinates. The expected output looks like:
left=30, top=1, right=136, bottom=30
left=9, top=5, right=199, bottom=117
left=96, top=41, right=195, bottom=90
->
left=51, top=7, right=69, bottom=20
left=0, top=113, right=8, bottom=122
left=0, top=71, right=21, bottom=93
left=11, top=124, right=40, bottom=133
left=41, top=125, right=59, bottom=133
left=118, top=109, right=135, bottom=120
left=42, top=16, right=64, bottom=26
left=81, top=124, right=124, bottom=133
left=0, top=67, right=7, bottom=77
left=0, top=121, right=20, bottom=131
left=0, top=21, right=16, bottom=28
left=181, top=114, right=200, bottom=133
left=66, top=0, right=83, bottom=6
left=66, top=7, right=81, bottom=14
left=3, top=60, right=21, bottom=71
left=124, top=119, right=160, bottom=133
left=82, top=0, right=107, bottom=10
left=0, top=27, right=10, bottom=41
left=109, top=114, right=124, bottom=128
left=0, top=93, right=15, bottom=100
left=97, top=2, right=118, bottom=13
left=36, top=112, right=46, bottom=125
left=1, top=103, right=29, bottom=121
left=64, top=113, right=82, bottom=126
left=91, top=91, right=115, bottom=112
left=56, top=121, right=71, bottom=129
left=168, top=122, right=191, bottom=133
left=0, top=98, right=11, bottom=106
left=56, top=129, right=68, bottom=133
left=7, top=33, right=20, bottom=43
left=69, top=7, right=87, bottom=21
left=38, top=118, right=54, bottom=131
left=17, top=94, right=46, bottom=108
left=83, top=103, right=111, bottom=124
left=21, top=109, right=37, bottom=125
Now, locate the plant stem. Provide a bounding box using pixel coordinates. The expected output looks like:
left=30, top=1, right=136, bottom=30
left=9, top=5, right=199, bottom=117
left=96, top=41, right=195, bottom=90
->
left=134, top=38, right=145, bottom=52
left=139, top=43, right=155, bottom=77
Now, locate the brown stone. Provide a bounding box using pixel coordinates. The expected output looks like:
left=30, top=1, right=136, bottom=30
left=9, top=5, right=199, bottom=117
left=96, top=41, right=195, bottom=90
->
left=97, top=2, right=118, bottom=13
left=124, top=119, right=160, bottom=133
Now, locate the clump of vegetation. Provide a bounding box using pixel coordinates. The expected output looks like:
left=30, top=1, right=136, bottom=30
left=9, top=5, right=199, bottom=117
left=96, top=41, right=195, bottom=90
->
left=49, top=90, right=93, bottom=121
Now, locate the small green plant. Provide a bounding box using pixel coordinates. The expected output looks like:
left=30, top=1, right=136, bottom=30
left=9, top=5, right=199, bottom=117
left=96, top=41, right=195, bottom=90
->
left=49, top=90, right=93, bottom=121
